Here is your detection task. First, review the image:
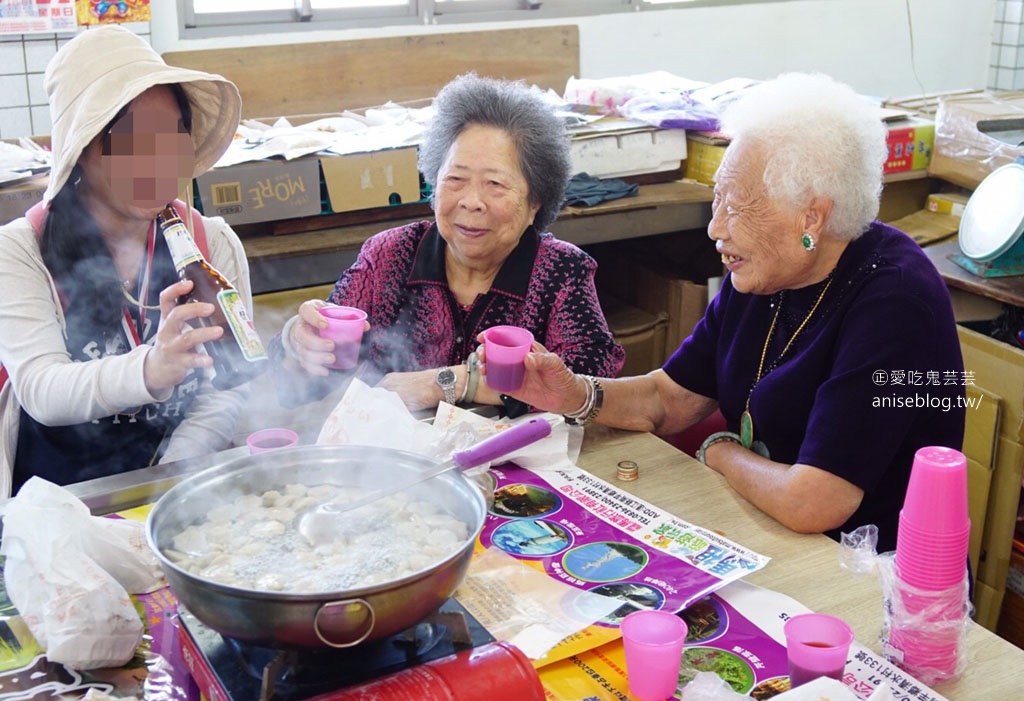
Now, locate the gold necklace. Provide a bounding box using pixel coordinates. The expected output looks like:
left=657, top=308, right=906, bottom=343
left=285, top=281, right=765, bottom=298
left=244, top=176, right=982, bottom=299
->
left=740, top=273, right=834, bottom=450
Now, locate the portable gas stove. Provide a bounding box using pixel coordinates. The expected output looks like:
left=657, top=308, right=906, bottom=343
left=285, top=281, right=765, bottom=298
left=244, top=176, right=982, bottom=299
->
left=177, top=599, right=494, bottom=701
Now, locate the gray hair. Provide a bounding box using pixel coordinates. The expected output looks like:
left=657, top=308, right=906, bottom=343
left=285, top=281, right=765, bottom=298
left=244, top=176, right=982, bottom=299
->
left=719, top=72, right=887, bottom=241
left=418, top=73, right=571, bottom=231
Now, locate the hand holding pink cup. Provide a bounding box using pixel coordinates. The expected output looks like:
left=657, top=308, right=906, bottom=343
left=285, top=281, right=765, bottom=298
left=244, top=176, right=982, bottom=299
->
left=481, top=325, right=534, bottom=393
left=317, top=305, right=367, bottom=370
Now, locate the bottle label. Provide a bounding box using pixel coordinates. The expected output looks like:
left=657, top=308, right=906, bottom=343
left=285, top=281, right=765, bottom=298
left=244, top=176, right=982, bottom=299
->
left=163, top=220, right=204, bottom=271
left=216, top=290, right=268, bottom=362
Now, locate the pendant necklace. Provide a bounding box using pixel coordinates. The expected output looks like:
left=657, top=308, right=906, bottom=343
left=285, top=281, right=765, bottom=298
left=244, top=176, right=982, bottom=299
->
left=740, top=272, right=835, bottom=450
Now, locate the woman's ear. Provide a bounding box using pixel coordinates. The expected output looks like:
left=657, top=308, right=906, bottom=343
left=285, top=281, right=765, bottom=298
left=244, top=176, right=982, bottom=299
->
left=803, top=197, right=834, bottom=236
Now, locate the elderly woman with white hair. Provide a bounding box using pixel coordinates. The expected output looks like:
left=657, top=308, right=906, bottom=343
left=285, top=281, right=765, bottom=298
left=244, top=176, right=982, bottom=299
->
left=0, top=26, right=249, bottom=495
left=498, top=72, right=965, bottom=552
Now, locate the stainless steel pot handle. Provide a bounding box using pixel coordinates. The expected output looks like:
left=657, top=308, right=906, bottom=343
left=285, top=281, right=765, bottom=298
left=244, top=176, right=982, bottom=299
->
left=314, top=598, right=376, bottom=648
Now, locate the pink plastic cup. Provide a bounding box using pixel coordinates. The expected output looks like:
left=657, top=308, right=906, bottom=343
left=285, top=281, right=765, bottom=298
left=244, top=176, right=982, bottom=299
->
left=783, top=613, right=854, bottom=688
left=620, top=610, right=688, bottom=701
left=482, top=326, right=534, bottom=393
left=317, top=305, right=367, bottom=370
left=900, top=446, right=969, bottom=534
left=247, top=428, right=299, bottom=454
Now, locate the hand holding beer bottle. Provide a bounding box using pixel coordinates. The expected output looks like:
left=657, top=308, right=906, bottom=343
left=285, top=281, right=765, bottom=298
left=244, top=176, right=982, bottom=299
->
left=157, top=205, right=268, bottom=390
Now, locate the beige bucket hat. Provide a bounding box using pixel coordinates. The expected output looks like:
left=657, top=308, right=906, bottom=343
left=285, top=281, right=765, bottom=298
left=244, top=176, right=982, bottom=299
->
left=43, top=25, right=241, bottom=202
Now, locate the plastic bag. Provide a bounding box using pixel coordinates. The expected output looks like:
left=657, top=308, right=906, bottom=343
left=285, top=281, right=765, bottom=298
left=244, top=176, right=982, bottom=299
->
left=0, top=478, right=164, bottom=669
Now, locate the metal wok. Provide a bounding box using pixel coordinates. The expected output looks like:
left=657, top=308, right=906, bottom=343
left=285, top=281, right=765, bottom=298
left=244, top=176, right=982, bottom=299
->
left=146, top=444, right=485, bottom=649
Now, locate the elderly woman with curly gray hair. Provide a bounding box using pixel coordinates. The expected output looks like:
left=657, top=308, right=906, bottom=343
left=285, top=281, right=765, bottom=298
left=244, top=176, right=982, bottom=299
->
left=273, top=73, right=624, bottom=412
left=500, top=72, right=965, bottom=552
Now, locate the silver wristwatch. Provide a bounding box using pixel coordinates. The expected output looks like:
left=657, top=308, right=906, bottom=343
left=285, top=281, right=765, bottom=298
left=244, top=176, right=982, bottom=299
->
left=436, top=367, right=457, bottom=405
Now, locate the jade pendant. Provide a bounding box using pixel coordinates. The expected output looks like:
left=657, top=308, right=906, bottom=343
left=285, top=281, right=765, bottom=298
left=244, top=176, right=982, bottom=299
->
left=740, top=410, right=754, bottom=449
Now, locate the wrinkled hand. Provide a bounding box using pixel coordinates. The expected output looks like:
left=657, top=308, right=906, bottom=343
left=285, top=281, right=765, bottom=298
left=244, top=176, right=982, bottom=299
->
left=478, top=339, right=584, bottom=415
left=376, top=369, right=439, bottom=412
left=143, top=280, right=221, bottom=395
left=289, top=300, right=371, bottom=376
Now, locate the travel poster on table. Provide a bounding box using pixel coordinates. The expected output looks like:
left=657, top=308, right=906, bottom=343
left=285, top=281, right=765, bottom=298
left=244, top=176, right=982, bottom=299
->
left=471, top=461, right=769, bottom=661
left=539, top=580, right=948, bottom=701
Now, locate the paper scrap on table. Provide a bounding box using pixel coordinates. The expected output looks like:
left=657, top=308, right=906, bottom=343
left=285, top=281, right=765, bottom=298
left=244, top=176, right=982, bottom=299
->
left=318, top=378, right=580, bottom=470
left=454, top=546, right=620, bottom=659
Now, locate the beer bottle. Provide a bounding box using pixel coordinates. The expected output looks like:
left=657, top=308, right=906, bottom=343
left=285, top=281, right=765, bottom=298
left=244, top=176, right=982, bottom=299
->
left=157, top=205, right=267, bottom=390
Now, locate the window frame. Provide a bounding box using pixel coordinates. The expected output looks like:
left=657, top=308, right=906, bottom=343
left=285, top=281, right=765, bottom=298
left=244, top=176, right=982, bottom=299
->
left=176, top=0, right=743, bottom=39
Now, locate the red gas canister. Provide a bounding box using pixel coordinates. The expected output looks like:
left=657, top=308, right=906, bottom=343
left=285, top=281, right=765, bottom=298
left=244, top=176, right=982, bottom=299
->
left=315, top=641, right=545, bottom=701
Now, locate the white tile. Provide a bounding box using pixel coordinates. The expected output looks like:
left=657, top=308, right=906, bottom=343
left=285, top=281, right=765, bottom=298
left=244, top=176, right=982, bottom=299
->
left=998, top=67, right=1015, bottom=90
left=1016, top=44, right=1024, bottom=67
left=26, top=72, right=46, bottom=106
left=0, top=42, right=26, bottom=75
left=23, top=37, right=57, bottom=73
left=0, top=107, right=33, bottom=139
left=1006, top=0, right=1023, bottom=24
left=989, top=65, right=1001, bottom=89
left=995, top=0, right=1006, bottom=22
left=1005, top=22, right=1021, bottom=46
left=1014, top=70, right=1024, bottom=90
left=30, top=105, right=52, bottom=136
left=117, top=22, right=151, bottom=37
left=1002, top=44, right=1017, bottom=66
left=0, top=34, right=24, bottom=43
left=993, top=42, right=1004, bottom=66
left=0, top=75, right=28, bottom=108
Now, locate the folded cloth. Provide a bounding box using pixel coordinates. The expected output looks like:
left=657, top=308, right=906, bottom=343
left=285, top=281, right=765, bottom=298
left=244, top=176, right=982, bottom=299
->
left=563, top=172, right=639, bottom=207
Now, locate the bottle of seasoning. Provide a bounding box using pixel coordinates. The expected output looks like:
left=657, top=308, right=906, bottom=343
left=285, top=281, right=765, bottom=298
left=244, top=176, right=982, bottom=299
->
left=157, top=205, right=267, bottom=390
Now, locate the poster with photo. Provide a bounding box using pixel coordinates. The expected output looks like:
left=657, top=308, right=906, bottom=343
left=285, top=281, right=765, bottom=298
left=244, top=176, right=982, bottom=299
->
left=0, top=0, right=75, bottom=34
left=75, top=0, right=149, bottom=26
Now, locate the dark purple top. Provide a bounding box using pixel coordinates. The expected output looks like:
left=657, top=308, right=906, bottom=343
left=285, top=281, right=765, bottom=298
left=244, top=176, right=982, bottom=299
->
left=664, top=222, right=965, bottom=551
left=272, top=221, right=624, bottom=404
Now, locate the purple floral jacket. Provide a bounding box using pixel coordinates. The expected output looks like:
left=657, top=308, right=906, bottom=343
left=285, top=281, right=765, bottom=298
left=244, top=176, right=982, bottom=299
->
left=329, top=221, right=624, bottom=379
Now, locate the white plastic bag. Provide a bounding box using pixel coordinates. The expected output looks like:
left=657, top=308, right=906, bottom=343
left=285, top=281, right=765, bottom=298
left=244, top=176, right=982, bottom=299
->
left=0, top=478, right=164, bottom=669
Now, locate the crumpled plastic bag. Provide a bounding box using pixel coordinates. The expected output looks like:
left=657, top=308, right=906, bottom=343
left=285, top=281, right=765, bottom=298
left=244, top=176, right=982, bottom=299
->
left=0, top=477, right=164, bottom=669
left=680, top=671, right=749, bottom=699
left=838, top=523, right=879, bottom=575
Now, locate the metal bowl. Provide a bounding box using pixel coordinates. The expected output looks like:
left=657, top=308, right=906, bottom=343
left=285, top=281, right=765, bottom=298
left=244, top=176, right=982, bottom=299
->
left=146, top=444, right=485, bottom=649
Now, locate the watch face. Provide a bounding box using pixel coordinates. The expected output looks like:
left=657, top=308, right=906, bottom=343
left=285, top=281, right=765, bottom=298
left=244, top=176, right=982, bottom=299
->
left=437, top=368, right=456, bottom=386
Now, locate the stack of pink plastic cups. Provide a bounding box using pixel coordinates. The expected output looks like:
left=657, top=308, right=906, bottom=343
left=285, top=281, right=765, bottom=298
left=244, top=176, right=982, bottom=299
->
left=883, top=445, right=972, bottom=685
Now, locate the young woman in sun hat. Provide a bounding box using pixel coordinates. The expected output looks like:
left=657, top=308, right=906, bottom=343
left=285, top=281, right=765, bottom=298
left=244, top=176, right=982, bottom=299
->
left=0, top=26, right=251, bottom=496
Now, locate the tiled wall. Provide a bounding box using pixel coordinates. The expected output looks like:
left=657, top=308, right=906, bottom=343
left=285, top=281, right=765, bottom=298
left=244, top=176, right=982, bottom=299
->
left=990, top=0, right=1024, bottom=90
left=0, top=23, right=149, bottom=140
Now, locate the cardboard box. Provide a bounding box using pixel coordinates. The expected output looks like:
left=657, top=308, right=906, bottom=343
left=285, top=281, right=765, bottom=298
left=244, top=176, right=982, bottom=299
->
left=0, top=174, right=47, bottom=226
left=927, top=192, right=970, bottom=217
left=319, top=146, right=420, bottom=214
left=195, top=156, right=323, bottom=226
left=958, top=326, right=1024, bottom=629
left=929, top=91, right=1024, bottom=190
left=997, top=549, right=1024, bottom=648
left=883, top=116, right=934, bottom=174
left=601, top=296, right=669, bottom=377
left=570, top=127, right=687, bottom=180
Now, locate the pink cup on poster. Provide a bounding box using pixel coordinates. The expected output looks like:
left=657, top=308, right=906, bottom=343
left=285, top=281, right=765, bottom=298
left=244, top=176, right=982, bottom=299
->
left=247, top=428, right=299, bottom=454
left=783, top=613, right=854, bottom=688
left=317, top=305, right=367, bottom=370
left=482, top=326, right=534, bottom=393
left=620, top=610, right=688, bottom=701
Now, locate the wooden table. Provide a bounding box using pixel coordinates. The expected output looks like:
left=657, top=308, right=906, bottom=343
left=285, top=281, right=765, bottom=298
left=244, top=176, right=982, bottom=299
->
left=65, top=424, right=1021, bottom=697
left=923, top=239, right=1024, bottom=309
left=574, top=426, right=1023, bottom=699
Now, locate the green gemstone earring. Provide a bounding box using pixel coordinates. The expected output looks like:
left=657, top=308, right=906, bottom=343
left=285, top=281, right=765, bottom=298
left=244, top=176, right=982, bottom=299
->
left=801, top=232, right=816, bottom=251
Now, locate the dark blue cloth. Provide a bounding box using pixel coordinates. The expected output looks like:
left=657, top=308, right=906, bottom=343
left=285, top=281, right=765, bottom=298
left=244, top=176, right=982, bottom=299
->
left=563, top=173, right=639, bottom=207
left=663, top=222, right=965, bottom=552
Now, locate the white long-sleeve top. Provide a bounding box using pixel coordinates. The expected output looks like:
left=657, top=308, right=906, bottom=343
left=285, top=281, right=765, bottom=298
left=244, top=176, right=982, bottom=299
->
left=0, top=212, right=253, bottom=497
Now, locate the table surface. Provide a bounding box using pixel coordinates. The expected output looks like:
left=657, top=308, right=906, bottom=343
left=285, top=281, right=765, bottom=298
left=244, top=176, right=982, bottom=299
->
left=65, top=425, right=1022, bottom=698
left=573, top=427, right=1023, bottom=699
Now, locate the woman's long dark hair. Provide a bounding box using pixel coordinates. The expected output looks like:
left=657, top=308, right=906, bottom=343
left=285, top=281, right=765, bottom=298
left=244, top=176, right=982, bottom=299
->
left=41, top=85, right=193, bottom=331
